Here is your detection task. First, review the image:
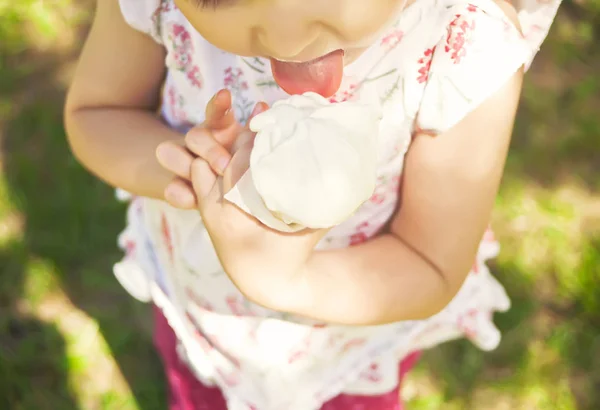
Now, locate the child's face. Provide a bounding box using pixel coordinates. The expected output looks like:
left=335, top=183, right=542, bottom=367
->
left=175, top=0, right=404, bottom=63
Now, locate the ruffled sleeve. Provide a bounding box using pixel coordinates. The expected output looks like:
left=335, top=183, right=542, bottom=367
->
left=415, top=2, right=532, bottom=134
left=119, top=0, right=164, bottom=44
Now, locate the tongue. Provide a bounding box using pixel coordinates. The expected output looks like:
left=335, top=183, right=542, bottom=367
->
left=270, top=49, right=344, bottom=98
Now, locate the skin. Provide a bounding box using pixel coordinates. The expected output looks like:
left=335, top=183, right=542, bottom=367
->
left=65, top=0, right=524, bottom=325
left=174, top=0, right=408, bottom=64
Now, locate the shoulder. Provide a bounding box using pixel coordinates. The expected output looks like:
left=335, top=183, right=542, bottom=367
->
left=493, top=0, right=523, bottom=33
left=412, top=0, right=529, bottom=135
left=118, top=0, right=183, bottom=44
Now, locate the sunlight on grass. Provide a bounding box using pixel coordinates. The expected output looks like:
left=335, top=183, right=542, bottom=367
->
left=24, top=258, right=61, bottom=305
left=495, top=183, right=596, bottom=278
left=0, top=0, right=85, bottom=52
left=33, top=286, right=138, bottom=410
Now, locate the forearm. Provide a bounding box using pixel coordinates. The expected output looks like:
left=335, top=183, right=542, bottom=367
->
left=285, top=234, right=453, bottom=326
left=65, top=108, right=182, bottom=199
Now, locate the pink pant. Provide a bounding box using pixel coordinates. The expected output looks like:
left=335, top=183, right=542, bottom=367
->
left=153, top=307, right=421, bottom=410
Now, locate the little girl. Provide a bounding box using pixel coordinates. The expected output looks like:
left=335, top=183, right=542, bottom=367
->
left=65, top=0, right=561, bottom=408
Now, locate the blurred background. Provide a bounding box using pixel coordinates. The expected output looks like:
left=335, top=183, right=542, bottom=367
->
left=0, top=0, right=598, bottom=409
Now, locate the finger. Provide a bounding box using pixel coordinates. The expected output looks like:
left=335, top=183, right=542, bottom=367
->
left=212, top=121, right=243, bottom=151
left=185, top=127, right=231, bottom=176
left=223, top=141, right=253, bottom=192
left=244, top=101, right=269, bottom=132
left=156, top=140, right=194, bottom=179
left=232, top=102, right=268, bottom=153
left=231, top=129, right=256, bottom=155
left=164, top=177, right=197, bottom=209
left=191, top=158, right=218, bottom=206
left=205, top=89, right=236, bottom=130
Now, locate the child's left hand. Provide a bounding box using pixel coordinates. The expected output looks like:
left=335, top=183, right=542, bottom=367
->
left=159, top=90, right=326, bottom=310
left=189, top=121, right=326, bottom=310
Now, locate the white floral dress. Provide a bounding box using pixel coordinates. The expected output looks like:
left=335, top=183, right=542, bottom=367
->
left=114, top=0, right=561, bottom=409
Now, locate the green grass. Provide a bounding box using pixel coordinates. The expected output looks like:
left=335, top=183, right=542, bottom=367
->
left=0, top=1, right=598, bottom=409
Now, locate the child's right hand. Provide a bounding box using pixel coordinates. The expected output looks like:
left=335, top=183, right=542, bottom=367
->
left=156, top=89, right=245, bottom=209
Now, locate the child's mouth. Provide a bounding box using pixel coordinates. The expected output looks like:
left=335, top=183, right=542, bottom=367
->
left=270, top=49, right=344, bottom=98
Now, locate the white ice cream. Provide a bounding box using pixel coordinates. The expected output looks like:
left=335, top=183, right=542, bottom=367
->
left=224, top=92, right=381, bottom=232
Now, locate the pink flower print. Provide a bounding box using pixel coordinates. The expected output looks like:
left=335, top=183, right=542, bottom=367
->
left=226, top=294, right=255, bottom=316
left=223, top=67, right=239, bottom=87
left=341, top=338, right=367, bottom=353
left=350, top=232, right=368, bottom=246
left=186, top=288, right=214, bottom=312
left=169, top=24, right=193, bottom=71
left=417, top=46, right=436, bottom=84
left=224, top=67, right=249, bottom=91
left=133, top=197, right=143, bottom=214
left=369, top=192, right=386, bottom=205
left=329, top=75, right=359, bottom=103
left=483, top=227, right=496, bottom=243
left=444, top=7, right=479, bottom=64
left=380, top=29, right=404, bottom=50
left=223, top=67, right=254, bottom=122
left=287, top=350, right=307, bottom=364
left=356, top=221, right=370, bottom=231
left=153, top=0, right=173, bottom=17
left=287, top=331, right=314, bottom=364
left=329, top=83, right=359, bottom=103
left=360, top=363, right=383, bottom=383
left=216, top=367, right=240, bottom=387
left=160, top=213, right=174, bottom=263
left=173, top=48, right=191, bottom=69
left=349, top=220, right=372, bottom=246
left=326, top=333, right=345, bottom=348
left=151, top=0, right=173, bottom=36
left=167, top=84, right=176, bottom=105
left=167, top=23, right=203, bottom=88
left=208, top=332, right=242, bottom=369
left=186, top=66, right=202, bottom=87
left=122, top=239, right=137, bottom=261
left=166, top=84, right=188, bottom=123
left=226, top=295, right=244, bottom=316
left=184, top=312, right=213, bottom=353
left=172, top=23, right=191, bottom=43
left=457, top=308, right=479, bottom=340
left=523, top=23, right=545, bottom=41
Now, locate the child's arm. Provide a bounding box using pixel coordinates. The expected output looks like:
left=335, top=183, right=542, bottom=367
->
left=283, top=70, right=523, bottom=325
left=64, top=0, right=181, bottom=200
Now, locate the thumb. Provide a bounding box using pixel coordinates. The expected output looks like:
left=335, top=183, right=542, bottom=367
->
left=204, top=89, right=236, bottom=130
left=244, top=101, right=269, bottom=132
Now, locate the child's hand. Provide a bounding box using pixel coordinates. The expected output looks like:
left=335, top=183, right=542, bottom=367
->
left=187, top=107, right=328, bottom=311
left=156, top=89, right=242, bottom=209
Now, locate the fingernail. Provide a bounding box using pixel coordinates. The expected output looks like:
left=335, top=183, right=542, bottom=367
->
left=156, top=143, right=172, bottom=163
left=216, top=156, right=230, bottom=174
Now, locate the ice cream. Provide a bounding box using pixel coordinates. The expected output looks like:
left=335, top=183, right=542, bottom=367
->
left=224, top=92, right=381, bottom=232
